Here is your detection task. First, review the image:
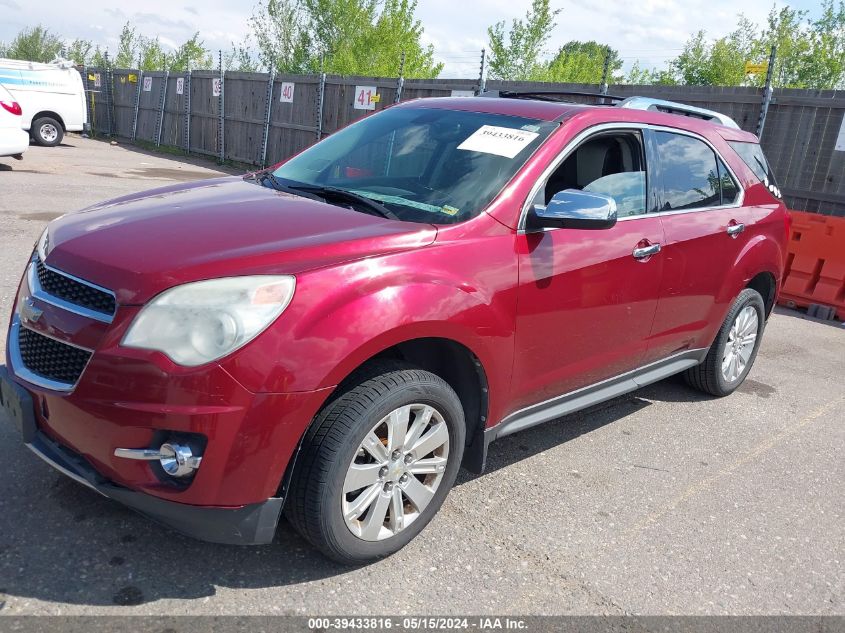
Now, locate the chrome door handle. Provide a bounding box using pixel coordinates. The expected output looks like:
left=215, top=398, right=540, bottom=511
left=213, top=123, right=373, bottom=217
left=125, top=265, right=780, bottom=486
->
left=632, top=243, right=661, bottom=259
left=727, top=223, right=745, bottom=237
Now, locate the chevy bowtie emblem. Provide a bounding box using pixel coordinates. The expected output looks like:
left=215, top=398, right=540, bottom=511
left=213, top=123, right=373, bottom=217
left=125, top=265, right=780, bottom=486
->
left=19, top=296, right=43, bottom=324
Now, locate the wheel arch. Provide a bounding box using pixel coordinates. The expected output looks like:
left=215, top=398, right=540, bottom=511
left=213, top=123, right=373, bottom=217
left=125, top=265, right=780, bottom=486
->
left=720, top=233, right=783, bottom=318
left=277, top=335, right=492, bottom=500
left=31, top=111, right=66, bottom=132
left=746, top=270, right=778, bottom=317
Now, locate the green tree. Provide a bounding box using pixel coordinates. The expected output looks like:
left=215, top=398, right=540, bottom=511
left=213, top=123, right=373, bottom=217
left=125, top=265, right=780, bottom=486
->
left=224, top=40, right=260, bottom=72
left=169, top=33, right=213, bottom=71
left=248, top=0, right=312, bottom=73
left=487, top=0, right=561, bottom=80
left=137, top=36, right=167, bottom=71
left=247, top=0, right=441, bottom=77
left=753, top=5, right=813, bottom=87
left=671, top=18, right=757, bottom=86
left=623, top=61, right=677, bottom=85
left=543, top=41, right=622, bottom=84
left=114, top=22, right=139, bottom=68
left=809, top=0, right=845, bottom=89
left=304, top=0, right=441, bottom=76
left=658, top=2, right=845, bottom=89
left=90, top=47, right=109, bottom=68
left=65, top=38, right=94, bottom=65
left=0, top=25, right=63, bottom=62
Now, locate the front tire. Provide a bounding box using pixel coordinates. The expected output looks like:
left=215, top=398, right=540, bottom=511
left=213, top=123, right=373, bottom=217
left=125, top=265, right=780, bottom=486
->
left=31, top=117, right=63, bottom=146
left=684, top=288, right=765, bottom=396
left=286, top=362, right=465, bottom=564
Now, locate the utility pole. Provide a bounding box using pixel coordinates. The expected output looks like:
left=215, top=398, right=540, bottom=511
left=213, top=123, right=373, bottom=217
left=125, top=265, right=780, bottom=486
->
left=104, top=50, right=113, bottom=136
left=395, top=51, right=406, bottom=104
left=476, top=48, right=487, bottom=95
left=600, top=46, right=611, bottom=97
left=217, top=49, right=225, bottom=163
left=316, top=54, right=326, bottom=141
left=756, top=45, right=777, bottom=139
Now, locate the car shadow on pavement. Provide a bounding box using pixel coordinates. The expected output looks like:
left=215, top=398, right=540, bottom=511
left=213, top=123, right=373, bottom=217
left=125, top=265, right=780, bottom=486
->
left=0, top=378, right=702, bottom=608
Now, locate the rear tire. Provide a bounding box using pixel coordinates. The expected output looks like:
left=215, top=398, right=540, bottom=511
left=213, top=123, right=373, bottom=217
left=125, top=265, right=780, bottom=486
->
left=684, top=288, right=765, bottom=397
left=31, top=117, right=63, bottom=147
left=286, top=362, right=465, bottom=564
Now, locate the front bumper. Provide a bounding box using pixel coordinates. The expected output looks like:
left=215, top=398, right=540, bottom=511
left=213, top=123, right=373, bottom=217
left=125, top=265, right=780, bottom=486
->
left=1, top=364, right=283, bottom=545
left=30, top=430, right=284, bottom=545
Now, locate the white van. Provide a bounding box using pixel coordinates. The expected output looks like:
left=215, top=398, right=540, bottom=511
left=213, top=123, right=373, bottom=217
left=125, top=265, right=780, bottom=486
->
left=0, top=58, right=87, bottom=146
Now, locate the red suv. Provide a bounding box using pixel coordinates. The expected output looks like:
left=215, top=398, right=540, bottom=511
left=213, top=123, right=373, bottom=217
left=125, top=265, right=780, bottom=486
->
left=1, top=93, right=788, bottom=563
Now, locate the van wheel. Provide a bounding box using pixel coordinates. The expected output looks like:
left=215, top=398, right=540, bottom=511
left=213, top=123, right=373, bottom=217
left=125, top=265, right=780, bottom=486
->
left=684, top=288, right=765, bottom=397
left=286, top=362, right=465, bottom=564
left=31, top=117, right=63, bottom=146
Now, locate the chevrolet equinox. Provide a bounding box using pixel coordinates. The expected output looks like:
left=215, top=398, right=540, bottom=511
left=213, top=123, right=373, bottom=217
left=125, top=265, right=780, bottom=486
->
left=0, top=93, right=788, bottom=563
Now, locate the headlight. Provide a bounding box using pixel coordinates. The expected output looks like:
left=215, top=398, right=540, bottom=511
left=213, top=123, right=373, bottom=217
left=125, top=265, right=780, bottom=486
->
left=122, top=275, right=296, bottom=366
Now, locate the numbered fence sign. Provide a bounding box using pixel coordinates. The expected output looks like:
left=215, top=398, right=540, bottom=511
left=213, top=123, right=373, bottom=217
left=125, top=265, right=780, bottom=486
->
left=836, top=115, right=845, bottom=152
left=353, top=85, right=378, bottom=111
left=176, top=77, right=184, bottom=95
left=280, top=82, right=295, bottom=103
left=93, top=73, right=101, bottom=88
left=143, top=76, right=153, bottom=92
left=212, top=78, right=222, bottom=97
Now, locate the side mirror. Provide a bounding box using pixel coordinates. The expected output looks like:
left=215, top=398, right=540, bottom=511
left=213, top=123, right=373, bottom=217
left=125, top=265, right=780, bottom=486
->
left=527, top=189, right=617, bottom=231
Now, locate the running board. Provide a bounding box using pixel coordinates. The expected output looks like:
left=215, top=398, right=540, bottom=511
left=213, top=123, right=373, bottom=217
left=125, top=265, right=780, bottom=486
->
left=465, top=349, right=707, bottom=472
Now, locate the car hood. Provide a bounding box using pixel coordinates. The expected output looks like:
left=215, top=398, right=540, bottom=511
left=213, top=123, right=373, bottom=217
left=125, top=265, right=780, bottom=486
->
left=43, top=177, right=437, bottom=305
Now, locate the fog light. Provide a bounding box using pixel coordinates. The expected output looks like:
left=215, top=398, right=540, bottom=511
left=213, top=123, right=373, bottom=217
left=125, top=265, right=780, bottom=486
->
left=158, top=443, right=202, bottom=477
left=114, top=442, right=203, bottom=478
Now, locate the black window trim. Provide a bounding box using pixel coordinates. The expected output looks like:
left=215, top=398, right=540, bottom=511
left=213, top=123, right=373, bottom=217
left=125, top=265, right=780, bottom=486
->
left=518, top=122, right=744, bottom=231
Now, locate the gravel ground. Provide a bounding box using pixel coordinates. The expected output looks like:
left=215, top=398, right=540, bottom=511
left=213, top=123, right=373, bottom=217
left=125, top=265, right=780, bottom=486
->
left=0, top=138, right=842, bottom=615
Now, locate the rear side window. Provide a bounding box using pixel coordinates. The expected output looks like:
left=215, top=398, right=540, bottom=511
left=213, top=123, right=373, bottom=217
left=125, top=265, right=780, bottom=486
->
left=654, top=132, right=720, bottom=211
left=728, top=141, right=782, bottom=198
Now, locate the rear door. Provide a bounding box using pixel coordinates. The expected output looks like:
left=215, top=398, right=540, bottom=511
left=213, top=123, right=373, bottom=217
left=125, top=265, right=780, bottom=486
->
left=645, top=129, right=751, bottom=362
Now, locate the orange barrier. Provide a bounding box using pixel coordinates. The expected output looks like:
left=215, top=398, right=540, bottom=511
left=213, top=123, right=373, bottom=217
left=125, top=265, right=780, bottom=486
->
left=779, top=211, right=845, bottom=319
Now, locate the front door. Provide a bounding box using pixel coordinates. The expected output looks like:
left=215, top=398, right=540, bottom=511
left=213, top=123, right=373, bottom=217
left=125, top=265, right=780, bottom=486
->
left=510, top=127, right=664, bottom=415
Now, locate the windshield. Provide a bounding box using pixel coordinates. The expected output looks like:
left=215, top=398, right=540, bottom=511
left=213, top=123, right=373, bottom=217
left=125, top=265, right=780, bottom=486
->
left=272, top=107, right=557, bottom=224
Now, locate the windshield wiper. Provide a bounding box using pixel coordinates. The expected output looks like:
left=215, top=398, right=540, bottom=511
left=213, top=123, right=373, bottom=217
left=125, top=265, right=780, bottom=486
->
left=284, top=184, right=400, bottom=221
left=256, top=172, right=326, bottom=203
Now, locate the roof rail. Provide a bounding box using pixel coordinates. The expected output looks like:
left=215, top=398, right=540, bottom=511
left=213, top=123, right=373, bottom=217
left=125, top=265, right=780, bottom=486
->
left=482, top=90, right=624, bottom=103
left=618, top=96, right=740, bottom=129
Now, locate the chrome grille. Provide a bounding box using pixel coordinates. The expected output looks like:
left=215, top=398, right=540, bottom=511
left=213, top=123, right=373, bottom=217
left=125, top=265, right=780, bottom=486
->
left=17, top=326, right=92, bottom=386
left=34, top=257, right=116, bottom=316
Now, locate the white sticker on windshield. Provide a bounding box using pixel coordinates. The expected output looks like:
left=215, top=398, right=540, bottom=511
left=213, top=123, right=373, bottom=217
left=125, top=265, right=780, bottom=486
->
left=457, top=125, right=539, bottom=158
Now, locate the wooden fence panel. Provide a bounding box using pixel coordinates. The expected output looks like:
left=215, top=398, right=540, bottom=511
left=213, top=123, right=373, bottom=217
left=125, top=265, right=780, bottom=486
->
left=160, top=73, right=189, bottom=149
left=111, top=69, right=139, bottom=138
left=265, top=74, right=320, bottom=166
left=91, top=67, right=845, bottom=215
left=189, top=71, right=219, bottom=157
left=134, top=71, right=166, bottom=143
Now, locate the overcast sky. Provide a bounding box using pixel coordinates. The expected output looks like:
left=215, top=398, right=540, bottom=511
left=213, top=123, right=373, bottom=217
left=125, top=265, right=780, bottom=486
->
left=0, top=0, right=823, bottom=76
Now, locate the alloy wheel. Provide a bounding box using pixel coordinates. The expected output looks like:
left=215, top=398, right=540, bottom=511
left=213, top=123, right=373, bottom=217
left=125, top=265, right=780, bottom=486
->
left=722, top=305, right=759, bottom=383
left=342, top=403, right=450, bottom=542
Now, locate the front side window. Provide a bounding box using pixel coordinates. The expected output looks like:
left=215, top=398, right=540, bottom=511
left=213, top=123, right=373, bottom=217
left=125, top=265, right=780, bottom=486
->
left=540, top=131, right=647, bottom=218
left=654, top=132, right=720, bottom=211
left=272, top=107, right=557, bottom=224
